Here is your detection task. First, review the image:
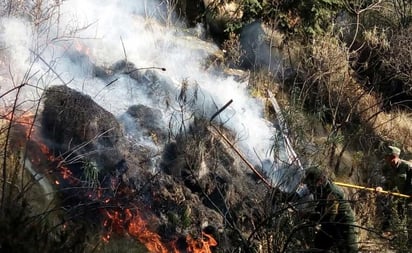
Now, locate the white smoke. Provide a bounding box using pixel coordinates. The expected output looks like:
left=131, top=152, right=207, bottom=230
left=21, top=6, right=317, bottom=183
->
left=0, top=18, right=32, bottom=73
left=0, top=0, right=298, bottom=188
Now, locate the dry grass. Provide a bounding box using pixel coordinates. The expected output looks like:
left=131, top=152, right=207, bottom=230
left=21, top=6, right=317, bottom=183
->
left=293, top=33, right=412, bottom=150
left=222, top=32, right=244, bottom=68
left=373, top=111, right=412, bottom=150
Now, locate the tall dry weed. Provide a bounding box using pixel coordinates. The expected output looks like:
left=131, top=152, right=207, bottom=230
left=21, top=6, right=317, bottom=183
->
left=298, top=33, right=412, bottom=148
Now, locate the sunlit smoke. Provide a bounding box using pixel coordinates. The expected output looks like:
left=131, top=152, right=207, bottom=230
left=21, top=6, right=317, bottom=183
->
left=0, top=0, right=282, bottom=183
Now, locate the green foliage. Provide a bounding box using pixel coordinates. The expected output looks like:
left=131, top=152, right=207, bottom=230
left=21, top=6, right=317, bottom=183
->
left=222, top=0, right=344, bottom=42
left=242, top=0, right=343, bottom=38
left=181, top=206, right=192, bottom=228
left=83, top=160, right=100, bottom=189
left=242, top=0, right=263, bottom=20
left=224, top=0, right=263, bottom=34
left=278, top=0, right=344, bottom=37
left=166, top=206, right=191, bottom=229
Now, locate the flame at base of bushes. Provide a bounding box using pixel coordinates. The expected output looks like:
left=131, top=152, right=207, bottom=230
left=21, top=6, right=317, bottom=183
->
left=185, top=232, right=217, bottom=253
left=4, top=111, right=218, bottom=253
left=103, top=207, right=217, bottom=253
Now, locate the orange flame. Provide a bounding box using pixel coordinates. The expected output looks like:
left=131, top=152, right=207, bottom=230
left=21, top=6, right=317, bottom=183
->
left=5, top=111, right=218, bottom=253
left=74, top=40, right=91, bottom=56
left=103, top=208, right=218, bottom=253
left=3, top=110, right=79, bottom=185
left=185, top=233, right=217, bottom=253
left=2, top=111, right=35, bottom=138
left=73, top=40, right=94, bottom=60
left=103, top=208, right=169, bottom=253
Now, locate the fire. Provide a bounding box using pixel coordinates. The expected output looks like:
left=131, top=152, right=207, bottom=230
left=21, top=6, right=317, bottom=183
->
left=126, top=209, right=169, bottom=253
left=103, top=207, right=218, bottom=253
left=60, top=166, right=73, bottom=180
left=102, top=234, right=110, bottom=243
left=74, top=40, right=92, bottom=58
left=4, top=111, right=218, bottom=253
left=2, top=110, right=36, bottom=138
left=103, top=208, right=169, bottom=253
left=185, top=233, right=217, bottom=253
left=2, top=110, right=79, bottom=184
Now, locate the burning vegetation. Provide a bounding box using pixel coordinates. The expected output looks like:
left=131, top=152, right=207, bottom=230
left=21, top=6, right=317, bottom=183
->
left=3, top=0, right=412, bottom=252
left=1, top=79, right=281, bottom=252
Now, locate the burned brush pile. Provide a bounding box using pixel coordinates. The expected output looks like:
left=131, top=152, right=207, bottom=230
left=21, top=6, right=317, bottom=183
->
left=29, top=82, right=283, bottom=252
